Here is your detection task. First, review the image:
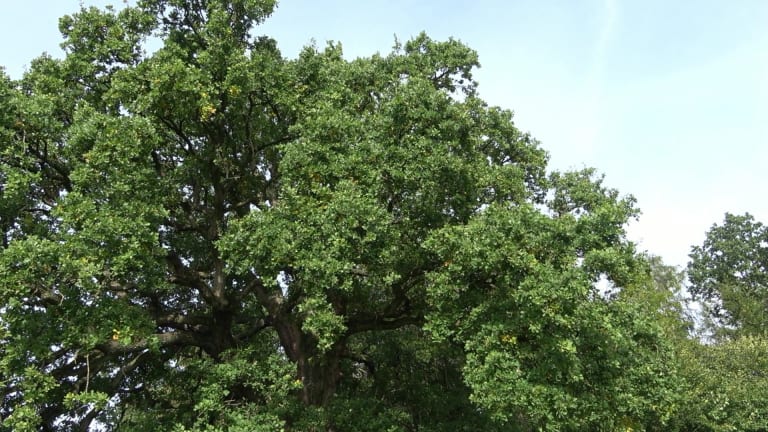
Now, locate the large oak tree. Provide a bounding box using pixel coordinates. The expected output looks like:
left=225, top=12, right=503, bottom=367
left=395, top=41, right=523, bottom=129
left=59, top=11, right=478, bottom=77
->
left=1, top=1, right=678, bottom=430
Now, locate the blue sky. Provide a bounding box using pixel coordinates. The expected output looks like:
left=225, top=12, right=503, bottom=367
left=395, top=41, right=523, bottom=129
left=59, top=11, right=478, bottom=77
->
left=2, top=1, right=767, bottom=268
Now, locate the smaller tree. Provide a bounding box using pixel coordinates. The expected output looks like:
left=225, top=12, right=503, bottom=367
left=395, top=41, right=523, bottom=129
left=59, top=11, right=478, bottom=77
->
left=617, top=255, right=691, bottom=339
left=688, top=213, right=768, bottom=336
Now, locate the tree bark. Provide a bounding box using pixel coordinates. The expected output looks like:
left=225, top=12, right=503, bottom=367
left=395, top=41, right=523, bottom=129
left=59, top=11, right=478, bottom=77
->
left=271, top=315, right=344, bottom=407
left=296, top=341, right=344, bottom=406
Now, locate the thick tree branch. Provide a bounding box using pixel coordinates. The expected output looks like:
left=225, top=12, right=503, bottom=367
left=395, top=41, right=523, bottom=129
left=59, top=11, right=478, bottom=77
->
left=25, top=142, right=73, bottom=192
left=96, top=331, right=199, bottom=355
left=154, top=311, right=211, bottom=329
left=233, top=317, right=270, bottom=343
left=346, top=313, right=423, bottom=334
left=246, top=274, right=284, bottom=315
left=165, top=251, right=212, bottom=300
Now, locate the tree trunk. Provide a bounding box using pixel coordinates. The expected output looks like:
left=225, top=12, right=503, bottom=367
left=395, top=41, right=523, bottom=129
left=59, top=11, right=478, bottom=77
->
left=297, top=342, right=343, bottom=406
left=272, top=317, right=344, bottom=407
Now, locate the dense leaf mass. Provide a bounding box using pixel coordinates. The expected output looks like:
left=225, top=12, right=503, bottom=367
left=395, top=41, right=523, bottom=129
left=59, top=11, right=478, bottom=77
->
left=0, top=1, right=688, bottom=431
left=688, top=213, right=768, bottom=335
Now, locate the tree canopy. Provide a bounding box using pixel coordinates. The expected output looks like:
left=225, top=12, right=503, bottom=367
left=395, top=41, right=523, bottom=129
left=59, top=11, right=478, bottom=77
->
left=1, top=1, right=683, bottom=431
left=688, top=212, right=768, bottom=336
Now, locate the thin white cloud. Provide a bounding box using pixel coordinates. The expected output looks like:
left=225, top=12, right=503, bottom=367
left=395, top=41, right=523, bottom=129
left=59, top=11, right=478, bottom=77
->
left=592, top=0, right=617, bottom=83
left=576, top=0, right=617, bottom=160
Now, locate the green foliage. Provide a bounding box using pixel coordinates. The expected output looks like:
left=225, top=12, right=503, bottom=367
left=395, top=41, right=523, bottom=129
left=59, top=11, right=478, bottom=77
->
left=619, top=255, right=692, bottom=340
left=423, top=202, right=678, bottom=430
left=672, top=336, right=768, bottom=431
left=670, top=213, right=768, bottom=431
left=688, top=213, right=768, bottom=336
left=1, top=1, right=683, bottom=431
